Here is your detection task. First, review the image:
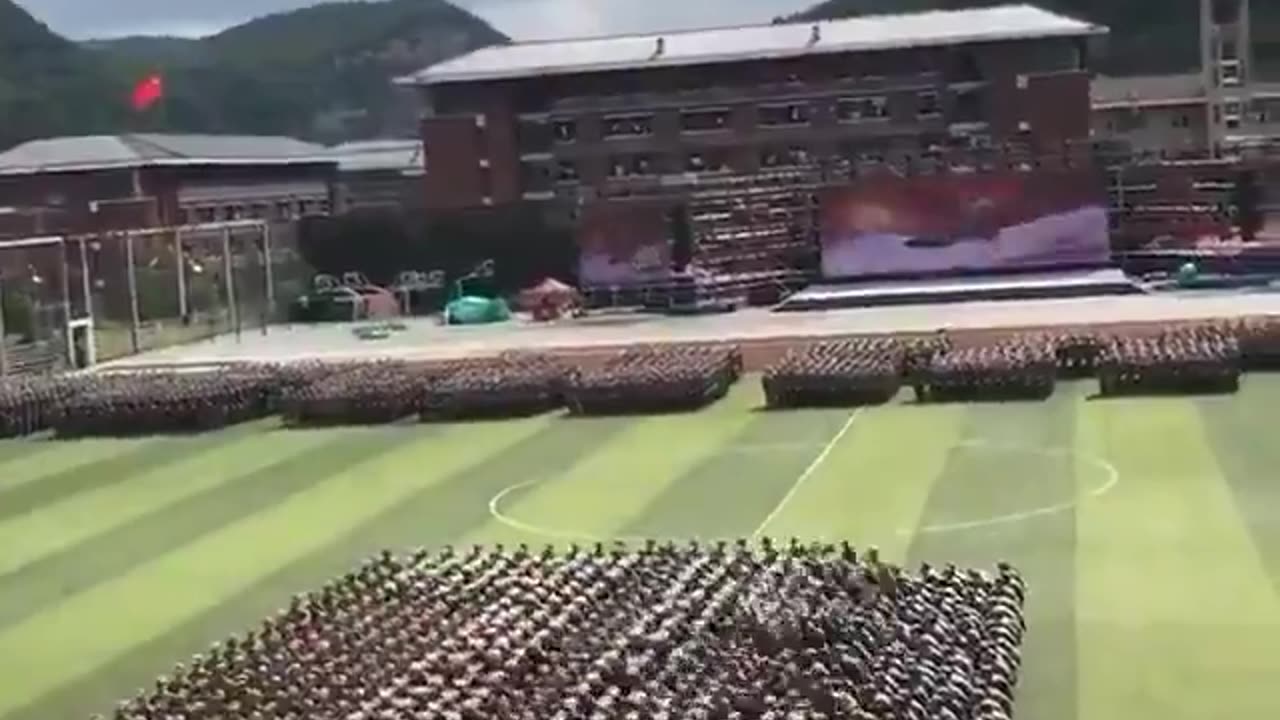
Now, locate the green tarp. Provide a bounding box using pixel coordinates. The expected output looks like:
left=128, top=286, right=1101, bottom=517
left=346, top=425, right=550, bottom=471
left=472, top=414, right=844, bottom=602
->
left=444, top=296, right=511, bottom=325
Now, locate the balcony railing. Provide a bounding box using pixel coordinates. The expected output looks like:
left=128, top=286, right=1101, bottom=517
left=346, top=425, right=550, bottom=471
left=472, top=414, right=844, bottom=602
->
left=548, top=73, right=950, bottom=114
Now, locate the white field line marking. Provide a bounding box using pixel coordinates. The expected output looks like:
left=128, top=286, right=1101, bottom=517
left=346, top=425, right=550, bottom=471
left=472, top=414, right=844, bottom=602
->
left=901, top=439, right=1121, bottom=536
left=750, top=408, right=865, bottom=539
left=488, top=479, right=605, bottom=543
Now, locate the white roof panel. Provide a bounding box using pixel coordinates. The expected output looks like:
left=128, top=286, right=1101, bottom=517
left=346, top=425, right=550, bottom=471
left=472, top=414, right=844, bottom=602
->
left=0, top=134, right=331, bottom=177
left=325, top=140, right=425, bottom=174
left=401, top=4, right=1105, bottom=86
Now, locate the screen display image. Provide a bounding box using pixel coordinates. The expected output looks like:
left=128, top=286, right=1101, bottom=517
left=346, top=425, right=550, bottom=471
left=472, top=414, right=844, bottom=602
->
left=819, top=170, right=1111, bottom=278
left=577, top=201, right=672, bottom=286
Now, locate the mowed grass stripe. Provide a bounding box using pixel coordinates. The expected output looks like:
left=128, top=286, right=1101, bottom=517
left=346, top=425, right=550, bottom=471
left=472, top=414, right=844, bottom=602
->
left=1076, top=397, right=1280, bottom=720
left=0, top=428, right=407, bottom=631
left=0, top=418, right=552, bottom=720
left=9, top=415, right=617, bottom=720
left=0, top=439, right=51, bottom=467
left=467, top=381, right=761, bottom=545
left=1197, top=375, right=1280, bottom=594
left=907, top=388, right=1079, bottom=720
left=616, top=406, right=852, bottom=540
left=0, top=429, right=338, bottom=577
left=0, top=426, right=262, bottom=522
left=762, top=401, right=964, bottom=560
left=0, top=438, right=156, bottom=493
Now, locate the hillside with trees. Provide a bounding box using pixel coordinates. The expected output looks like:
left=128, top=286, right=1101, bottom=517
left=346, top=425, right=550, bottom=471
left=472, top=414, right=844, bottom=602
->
left=0, top=0, right=507, bottom=150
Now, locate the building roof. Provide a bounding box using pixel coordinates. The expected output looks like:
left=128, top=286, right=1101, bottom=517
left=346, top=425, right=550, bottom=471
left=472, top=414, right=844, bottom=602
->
left=1091, top=73, right=1208, bottom=108
left=399, top=4, right=1105, bottom=86
left=325, top=140, right=425, bottom=175
left=0, top=134, right=331, bottom=177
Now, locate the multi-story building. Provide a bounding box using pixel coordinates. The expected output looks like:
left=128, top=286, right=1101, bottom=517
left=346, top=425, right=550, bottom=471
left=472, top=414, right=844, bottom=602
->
left=400, top=4, right=1107, bottom=211
left=1091, top=0, right=1280, bottom=157
left=0, top=134, right=335, bottom=239
left=326, top=139, right=427, bottom=214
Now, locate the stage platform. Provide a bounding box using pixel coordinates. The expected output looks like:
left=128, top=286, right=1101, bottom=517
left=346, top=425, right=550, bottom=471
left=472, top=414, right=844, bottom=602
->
left=776, top=269, right=1140, bottom=311
left=98, top=290, right=1280, bottom=371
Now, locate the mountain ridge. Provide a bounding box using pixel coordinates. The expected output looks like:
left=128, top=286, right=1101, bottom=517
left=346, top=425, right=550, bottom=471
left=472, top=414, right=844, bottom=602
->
left=0, top=0, right=507, bottom=150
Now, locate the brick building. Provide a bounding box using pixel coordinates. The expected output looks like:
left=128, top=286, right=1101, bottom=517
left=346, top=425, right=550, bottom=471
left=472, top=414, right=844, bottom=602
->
left=400, top=4, right=1107, bottom=211
left=326, top=139, right=427, bottom=214
left=0, top=134, right=336, bottom=239
left=1091, top=0, right=1280, bottom=157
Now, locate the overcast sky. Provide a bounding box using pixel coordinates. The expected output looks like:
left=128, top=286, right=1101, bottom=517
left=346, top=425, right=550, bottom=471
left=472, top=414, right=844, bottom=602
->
left=16, top=0, right=810, bottom=40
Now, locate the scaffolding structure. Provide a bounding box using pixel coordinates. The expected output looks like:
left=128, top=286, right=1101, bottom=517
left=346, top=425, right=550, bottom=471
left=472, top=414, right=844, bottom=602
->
left=0, top=219, right=275, bottom=375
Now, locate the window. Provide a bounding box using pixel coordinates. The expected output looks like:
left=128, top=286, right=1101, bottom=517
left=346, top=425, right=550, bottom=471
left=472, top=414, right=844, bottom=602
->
left=681, top=108, right=731, bottom=133
left=556, top=161, right=579, bottom=183
left=917, top=91, right=941, bottom=119
left=1212, top=0, right=1240, bottom=25
left=760, top=146, right=810, bottom=168
left=552, top=119, right=577, bottom=143
left=685, top=150, right=731, bottom=174
left=953, top=88, right=983, bottom=123
left=1116, top=112, right=1146, bottom=132
left=948, top=50, right=983, bottom=83
left=836, top=96, right=889, bottom=122
left=603, top=114, right=653, bottom=138
left=609, top=154, right=654, bottom=178
left=1221, top=62, right=1242, bottom=87
left=758, top=103, right=810, bottom=127
left=520, top=161, right=552, bottom=190
left=1222, top=38, right=1239, bottom=61
left=1172, top=113, right=1192, bottom=129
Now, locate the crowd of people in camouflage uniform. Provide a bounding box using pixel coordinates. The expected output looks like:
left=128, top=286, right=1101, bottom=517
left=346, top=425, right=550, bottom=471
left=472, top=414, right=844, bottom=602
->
left=103, top=541, right=1025, bottom=720
left=565, top=346, right=742, bottom=414
left=5, top=319, right=1273, bottom=438
left=760, top=320, right=1272, bottom=408
left=1098, top=327, right=1241, bottom=395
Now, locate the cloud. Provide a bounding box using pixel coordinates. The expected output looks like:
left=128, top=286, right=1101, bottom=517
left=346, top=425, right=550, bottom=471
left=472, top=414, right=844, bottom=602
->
left=18, top=0, right=809, bottom=40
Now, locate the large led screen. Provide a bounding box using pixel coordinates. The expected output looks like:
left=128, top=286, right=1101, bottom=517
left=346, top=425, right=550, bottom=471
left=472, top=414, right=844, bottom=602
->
left=819, top=170, right=1111, bottom=278
left=577, top=200, right=672, bottom=286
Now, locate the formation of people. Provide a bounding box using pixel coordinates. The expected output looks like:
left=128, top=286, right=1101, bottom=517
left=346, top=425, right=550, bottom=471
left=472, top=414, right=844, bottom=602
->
left=566, top=345, right=742, bottom=414
left=1098, top=326, right=1241, bottom=395
left=103, top=541, right=1026, bottom=720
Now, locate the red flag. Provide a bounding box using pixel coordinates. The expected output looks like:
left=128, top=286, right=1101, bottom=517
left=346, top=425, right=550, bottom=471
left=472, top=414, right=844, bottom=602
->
left=130, top=74, right=164, bottom=112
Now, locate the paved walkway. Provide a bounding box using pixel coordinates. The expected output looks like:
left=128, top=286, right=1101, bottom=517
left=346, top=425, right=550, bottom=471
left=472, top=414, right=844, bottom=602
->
left=101, top=291, right=1280, bottom=368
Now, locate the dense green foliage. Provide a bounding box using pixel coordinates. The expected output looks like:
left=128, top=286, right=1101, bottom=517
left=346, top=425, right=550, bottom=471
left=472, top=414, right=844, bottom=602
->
left=0, top=0, right=506, bottom=150
left=784, top=0, right=1280, bottom=77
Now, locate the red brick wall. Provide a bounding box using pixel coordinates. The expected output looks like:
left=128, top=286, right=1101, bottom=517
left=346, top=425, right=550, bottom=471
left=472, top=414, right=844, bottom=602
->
left=422, top=115, right=488, bottom=210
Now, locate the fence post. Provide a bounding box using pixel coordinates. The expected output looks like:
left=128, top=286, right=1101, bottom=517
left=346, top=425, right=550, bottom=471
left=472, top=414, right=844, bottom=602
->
left=262, top=223, right=275, bottom=335
left=0, top=276, right=8, bottom=378
left=222, top=227, right=240, bottom=342
left=126, top=232, right=141, bottom=354
left=58, top=238, right=72, bottom=367
left=175, top=229, right=188, bottom=320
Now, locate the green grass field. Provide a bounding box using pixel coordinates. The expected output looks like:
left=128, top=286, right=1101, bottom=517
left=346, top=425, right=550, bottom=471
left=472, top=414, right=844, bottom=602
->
left=2, top=376, right=1280, bottom=720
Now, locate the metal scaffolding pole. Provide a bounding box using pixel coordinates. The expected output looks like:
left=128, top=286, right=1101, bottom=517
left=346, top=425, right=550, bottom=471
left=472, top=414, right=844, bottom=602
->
left=175, top=229, right=189, bottom=320
left=222, top=227, right=240, bottom=341
left=59, top=241, right=72, bottom=365
left=262, top=224, right=275, bottom=335
left=0, top=276, right=7, bottom=378
left=125, top=232, right=141, bottom=354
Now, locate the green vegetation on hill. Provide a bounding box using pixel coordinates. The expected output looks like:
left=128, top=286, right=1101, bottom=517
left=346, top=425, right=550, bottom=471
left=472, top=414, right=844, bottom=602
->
left=784, top=0, right=1280, bottom=77
left=0, top=0, right=506, bottom=150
